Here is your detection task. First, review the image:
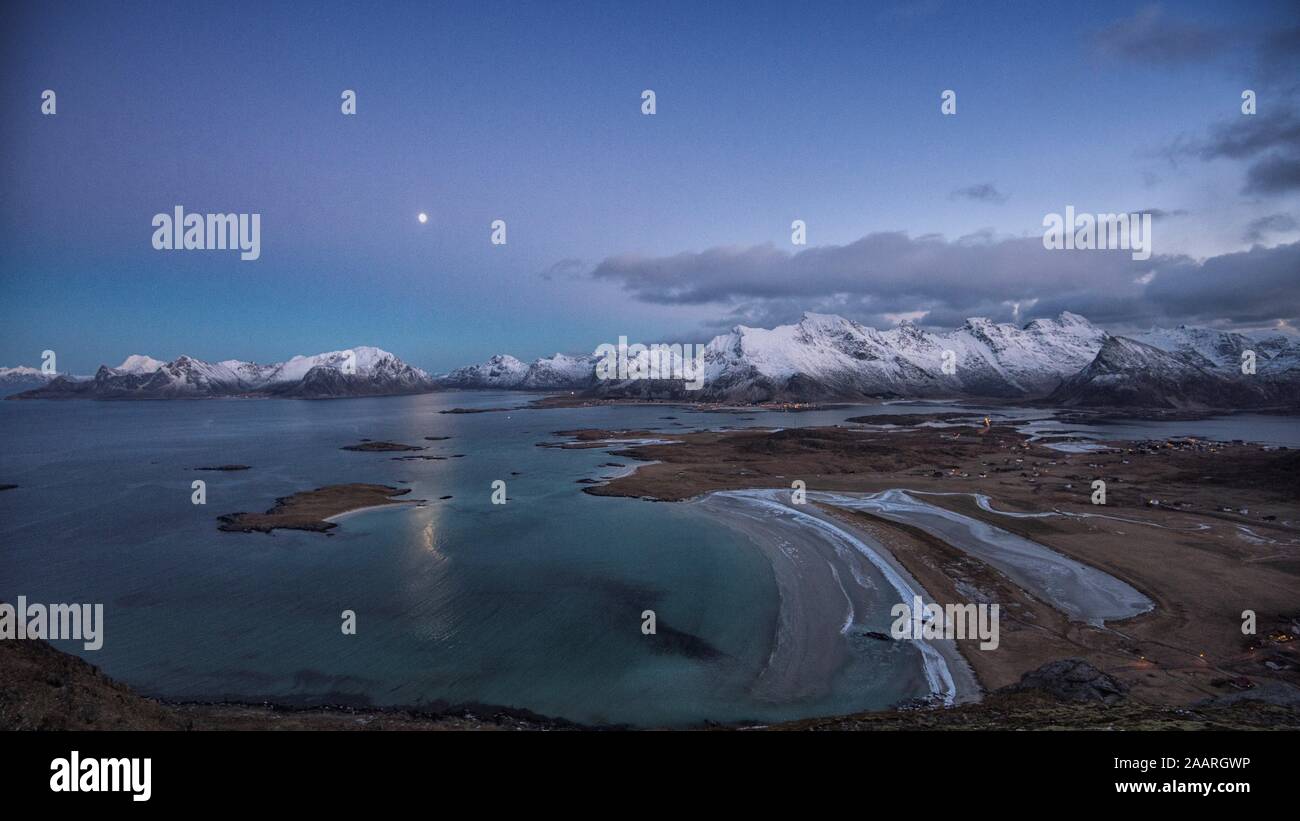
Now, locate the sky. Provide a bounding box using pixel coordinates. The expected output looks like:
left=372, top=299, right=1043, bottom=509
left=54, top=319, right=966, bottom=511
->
left=1, top=0, right=1298, bottom=375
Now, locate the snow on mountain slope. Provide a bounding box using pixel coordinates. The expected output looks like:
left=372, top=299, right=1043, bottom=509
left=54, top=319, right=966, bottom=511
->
left=10, top=314, right=1297, bottom=408
left=256, top=346, right=417, bottom=384
left=440, top=353, right=595, bottom=390
left=0, top=366, right=57, bottom=397
left=440, top=354, right=530, bottom=388
left=1047, top=336, right=1279, bottom=409
left=1244, top=331, right=1300, bottom=378
left=504, top=310, right=1291, bottom=408
left=1133, top=326, right=1256, bottom=371
left=949, top=312, right=1105, bottom=394
left=8, top=347, right=436, bottom=400
left=114, top=355, right=165, bottom=374
left=0, top=366, right=49, bottom=379
left=518, top=353, right=597, bottom=389
left=1131, top=325, right=1300, bottom=375
left=1252, top=338, right=1300, bottom=379
left=440, top=311, right=1111, bottom=401
left=595, top=311, right=1109, bottom=402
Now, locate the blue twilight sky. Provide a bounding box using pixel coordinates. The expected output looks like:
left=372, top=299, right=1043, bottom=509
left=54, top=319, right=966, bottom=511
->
left=2, top=0, right=1298, bottom=374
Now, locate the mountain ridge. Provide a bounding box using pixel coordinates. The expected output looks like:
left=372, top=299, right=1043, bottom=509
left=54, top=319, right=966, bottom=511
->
left=1047, top=335, right=1297, bottom=409
left=7, top=314, right=1299, bottom=407
left=443, top=312, right=1300, bottom=408
left=8, top=346, right=437, bottom=400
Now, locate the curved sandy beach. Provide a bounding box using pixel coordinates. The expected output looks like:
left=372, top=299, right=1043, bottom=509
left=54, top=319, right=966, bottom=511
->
left=696, top=489, right=980, bottom=707
left=695, top=485, right=1158, bottom=710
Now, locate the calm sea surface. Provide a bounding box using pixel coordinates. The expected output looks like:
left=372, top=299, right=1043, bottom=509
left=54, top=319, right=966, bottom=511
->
left=1, top=393, right=1294, bottom=725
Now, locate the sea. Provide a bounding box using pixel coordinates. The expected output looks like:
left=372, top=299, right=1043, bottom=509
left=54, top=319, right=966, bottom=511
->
left=2, top=392, right=1296, bottom=726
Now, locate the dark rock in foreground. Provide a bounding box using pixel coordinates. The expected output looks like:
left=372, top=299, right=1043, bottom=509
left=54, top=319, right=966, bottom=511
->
left=1003, top=658, right=1128, bottom=705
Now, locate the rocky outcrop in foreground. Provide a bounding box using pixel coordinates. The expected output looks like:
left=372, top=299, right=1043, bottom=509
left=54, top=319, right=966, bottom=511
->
left=1003, top=658, right=1128, bottom=705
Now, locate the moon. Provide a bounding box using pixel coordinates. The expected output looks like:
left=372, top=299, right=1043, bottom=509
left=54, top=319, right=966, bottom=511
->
left=417, top=212, right=428, bottom=224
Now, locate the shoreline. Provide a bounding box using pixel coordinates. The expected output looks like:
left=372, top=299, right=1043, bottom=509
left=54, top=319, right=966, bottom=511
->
left=217, top=484, right=415, bottom=533
left=323, top=500, right=421, bottom=523
left=695, top=490, right=979, bottom=707
left=549, top=419, right=1300, bottom=704
left=811, top=489, right=1154, bottom=626
left=6, top=635, right=1296, bottom=731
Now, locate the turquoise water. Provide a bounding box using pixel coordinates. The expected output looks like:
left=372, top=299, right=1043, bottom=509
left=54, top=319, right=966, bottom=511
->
left=3, top=393, right=1294, bottom=725
left=0, top=392, right=933, bottom=726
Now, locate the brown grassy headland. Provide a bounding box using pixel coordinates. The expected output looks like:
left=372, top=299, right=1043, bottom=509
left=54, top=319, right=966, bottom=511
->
left=217, top=484, right=413, bottom=533
left=549, top=418, right=1300, bottom=706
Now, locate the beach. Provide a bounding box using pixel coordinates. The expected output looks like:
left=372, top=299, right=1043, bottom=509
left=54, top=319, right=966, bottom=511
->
left=696, top=490, right=978, bottom=705
left=565, top=418, right=1300, bottom=705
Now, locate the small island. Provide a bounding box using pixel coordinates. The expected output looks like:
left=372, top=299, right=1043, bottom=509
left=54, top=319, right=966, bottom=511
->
left=341, top=441, right=423, bottom=452
left=217, top=484, right=413, bottom=533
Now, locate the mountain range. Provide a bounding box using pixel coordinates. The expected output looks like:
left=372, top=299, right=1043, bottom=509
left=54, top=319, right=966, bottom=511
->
left=6, top=314, right=1299, bottom=408
left=439, top=352, right=596, bottom=391
left=444, top=312, right=1300, bottom=409
left=0, top=366, right=56, bottom=397
left=8, top=346, right=436, bottom=400
left=1048, top=335, right=1298, bottom=408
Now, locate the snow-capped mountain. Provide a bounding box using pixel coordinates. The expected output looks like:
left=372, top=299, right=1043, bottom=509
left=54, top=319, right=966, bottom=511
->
left=265, top=348, right=438, bottom=398
left=9, top=315, right=1297, bottom=408
left=440, top=354, right=530, bottom=389
left=592, top=311, right=1107, bottom=402
left=518, top=353, right=597, bottom=389
left=440, top=353, right=596, bottom=390
left=1047, top=336, right=1290, bottom=409
left=9, top=346, right=436, bottom=400
left=1134, top=325, right=1300, bottom=377
left=443, top=312, right=1299, bottom=408
left=0, top=366, right=57, bottom=397
left=114, top=354, right=166, bottom=374
left=1251, top=332, right=1300, bottom=376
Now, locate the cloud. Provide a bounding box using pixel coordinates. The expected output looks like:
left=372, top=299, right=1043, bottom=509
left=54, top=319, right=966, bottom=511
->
left=588, top=232, right=1300, bottom=332
left=1125, top=8, right=1300, bottom=197
left=1243, top=212, right=1298, bottom=242
left=1242, top=151, right=1300, bottom=195
left=539, top=257, right=588, bottom=281
left=949, top=183, right=1008, bottom=204
left=1167, top=104, right=1300, bottom=196
left=1140, top=241, right=1300, bottom=325
left=1093, top=5, right=1231, bottom=65
left=1197, top=107, right=1300, bottom=161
